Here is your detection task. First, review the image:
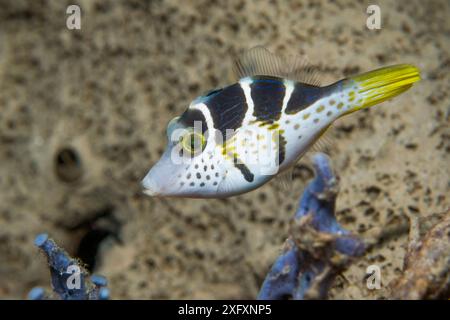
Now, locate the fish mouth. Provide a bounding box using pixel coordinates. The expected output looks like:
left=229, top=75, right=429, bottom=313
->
left=141, top=176, right=178, bottom=197
left=142, top=186, right=160, bottom=197
left=141, top=177, right=180, bottom=197
left=141, top=177, right=158, bottom=196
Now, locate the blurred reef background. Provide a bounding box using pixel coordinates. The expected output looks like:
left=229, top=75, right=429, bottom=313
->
left=0, top=0, right=449, bottom=299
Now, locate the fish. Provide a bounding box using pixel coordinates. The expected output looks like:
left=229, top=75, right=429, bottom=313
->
left=141, top=46, right=420, bottom=198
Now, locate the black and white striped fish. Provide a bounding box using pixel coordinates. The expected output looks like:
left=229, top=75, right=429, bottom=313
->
left=142, top=47, right=420, bottom=198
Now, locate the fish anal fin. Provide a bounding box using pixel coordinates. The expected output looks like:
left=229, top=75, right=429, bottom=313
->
left=308, top=124, right=335, bottom=154
left=273, top=167, right=294, bottom=193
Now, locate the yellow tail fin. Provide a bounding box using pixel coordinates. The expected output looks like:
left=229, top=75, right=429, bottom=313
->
left=345, top=64, right=420, bottom=113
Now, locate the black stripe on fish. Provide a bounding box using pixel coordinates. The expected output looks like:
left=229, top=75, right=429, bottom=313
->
left=250, top=76, right=285, bottom=123
left=179, top=108, right=208, bottom=133
left=233, top=157, right=254, bottom=182
left=204, top=83, right=247, bottom=140
left=285, top=83, right=324, bottom=115
left=277, top=131, right=287, bottom=166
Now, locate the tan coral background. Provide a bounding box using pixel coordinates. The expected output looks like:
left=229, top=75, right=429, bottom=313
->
left=0, top=0, right=449, bottom=299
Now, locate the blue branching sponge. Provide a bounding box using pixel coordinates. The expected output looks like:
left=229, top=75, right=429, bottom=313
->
left=258, top=153, right=366, bottom=300
left=28, top=233, right=109, bottom=300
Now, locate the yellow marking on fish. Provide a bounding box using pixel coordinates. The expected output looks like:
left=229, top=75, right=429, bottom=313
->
left=221, top=137, right=237, bottom=155
left=268, top=123, right=279, bottom=130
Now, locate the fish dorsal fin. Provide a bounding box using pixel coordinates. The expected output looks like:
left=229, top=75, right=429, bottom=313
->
left=233, top=46, right=285, bottom=78
left=233, top=46, right=321, bottom=86
left=286, top=53, right=321, bottom=86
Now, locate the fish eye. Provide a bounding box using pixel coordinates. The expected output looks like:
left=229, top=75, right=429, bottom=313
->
left=181, top=130, right=206, bottom=156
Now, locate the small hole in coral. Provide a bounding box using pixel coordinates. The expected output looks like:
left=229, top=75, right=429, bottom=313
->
left=54, top=147, right=83, bottom=183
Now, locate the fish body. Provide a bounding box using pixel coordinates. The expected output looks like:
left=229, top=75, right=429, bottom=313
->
left=142, top=48, right=420, bottom=198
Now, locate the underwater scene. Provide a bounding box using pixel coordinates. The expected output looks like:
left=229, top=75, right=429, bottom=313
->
left=0, top=0, right=449, bottom=303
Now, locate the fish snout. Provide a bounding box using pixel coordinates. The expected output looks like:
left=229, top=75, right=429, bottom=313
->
left=141, top=165, right=179, bottom=197
left=141, top=149, right=184, bottom=197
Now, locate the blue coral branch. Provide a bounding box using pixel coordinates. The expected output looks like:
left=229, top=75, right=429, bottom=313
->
left=258, top=153, right=366, bottom=300
left=28, top=233, right=109, bottom=300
